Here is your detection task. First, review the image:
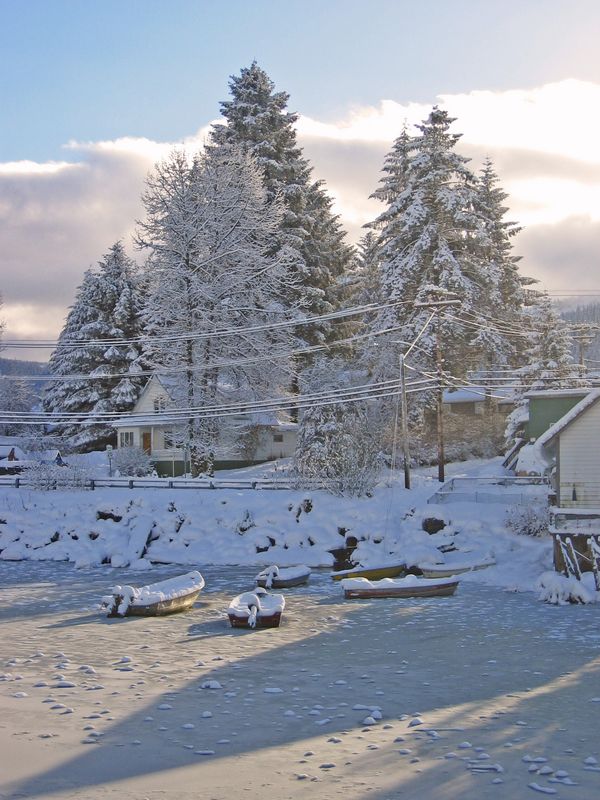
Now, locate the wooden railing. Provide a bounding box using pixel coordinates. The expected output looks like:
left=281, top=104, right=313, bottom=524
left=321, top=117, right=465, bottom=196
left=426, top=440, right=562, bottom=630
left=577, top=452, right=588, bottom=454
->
left=0, top=475, right=319, bottom=491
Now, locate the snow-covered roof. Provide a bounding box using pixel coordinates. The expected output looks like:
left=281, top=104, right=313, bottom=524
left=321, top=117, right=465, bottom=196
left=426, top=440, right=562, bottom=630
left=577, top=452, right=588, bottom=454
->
left=525, top=388, right=591, bottom=399
left=155, top=374, right=180, bottom=392
left=0, top=445, right=27, bottom=460
left=538, top=389, right=600, bottom=450
left=443, top=386, right=513, bottom=404
left=32, top=450, right=62, bottom=462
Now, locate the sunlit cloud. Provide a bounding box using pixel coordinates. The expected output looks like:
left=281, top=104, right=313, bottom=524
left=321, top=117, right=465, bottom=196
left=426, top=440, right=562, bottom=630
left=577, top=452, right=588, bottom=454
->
left=2, top=304, right=66, bottom=341
left=299, top=79, right=600, bottom=162
left=506, top=178, right=600, bottom=226
left=1, top=80, right=599, bottom=355
left=0, top=160, right=80, bottom=176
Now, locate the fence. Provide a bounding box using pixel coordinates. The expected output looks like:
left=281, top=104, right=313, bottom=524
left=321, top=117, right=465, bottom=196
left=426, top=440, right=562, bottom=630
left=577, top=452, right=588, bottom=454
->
left=427, top=475, right=549, bottom=506
left=0, top=475, right=312, bottom=491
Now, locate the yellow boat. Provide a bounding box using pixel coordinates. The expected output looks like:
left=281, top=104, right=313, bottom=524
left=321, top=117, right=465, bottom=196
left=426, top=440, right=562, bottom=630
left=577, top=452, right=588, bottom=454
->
left=331, top=562, right=407, bottom=582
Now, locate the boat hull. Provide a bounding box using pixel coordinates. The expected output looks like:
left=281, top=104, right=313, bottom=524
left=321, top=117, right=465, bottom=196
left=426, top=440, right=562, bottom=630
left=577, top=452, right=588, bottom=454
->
left=343, top=581, right=459, bottom=599
left=255, top=574, right=310, bottom=589
left=331, top=563, right=406, bottom=582
left=420, top=561, right=494, bottom=578
left=108, top=589, right=202, bottom=617
left=228, top=611, right=282, bottom=628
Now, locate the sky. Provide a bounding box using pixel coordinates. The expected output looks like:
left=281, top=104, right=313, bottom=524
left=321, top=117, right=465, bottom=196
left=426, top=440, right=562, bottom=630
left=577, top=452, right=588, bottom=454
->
left=2, top=0, right=600, bottom=359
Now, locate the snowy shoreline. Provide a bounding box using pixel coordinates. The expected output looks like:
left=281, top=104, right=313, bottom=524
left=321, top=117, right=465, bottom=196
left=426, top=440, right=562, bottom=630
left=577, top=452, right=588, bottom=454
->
left=0, top=459, right=554, bottom=595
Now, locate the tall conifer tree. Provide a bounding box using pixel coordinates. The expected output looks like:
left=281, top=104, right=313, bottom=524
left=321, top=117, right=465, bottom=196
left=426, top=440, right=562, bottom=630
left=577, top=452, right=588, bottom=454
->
left=211, top=62, right=353, bottom=346
left=43, top=243, right=144, bottom=451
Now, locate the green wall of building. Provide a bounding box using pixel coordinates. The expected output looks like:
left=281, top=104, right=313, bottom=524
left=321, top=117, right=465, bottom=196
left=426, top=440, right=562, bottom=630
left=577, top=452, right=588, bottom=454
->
left=526, top=394, right=588, bottom=440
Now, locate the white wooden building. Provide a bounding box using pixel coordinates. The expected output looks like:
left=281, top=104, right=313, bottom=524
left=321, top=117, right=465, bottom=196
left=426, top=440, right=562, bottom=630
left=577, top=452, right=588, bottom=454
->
left=114, top=375, right=297, bottom=476
left=538, top=389, right=600, bottom=508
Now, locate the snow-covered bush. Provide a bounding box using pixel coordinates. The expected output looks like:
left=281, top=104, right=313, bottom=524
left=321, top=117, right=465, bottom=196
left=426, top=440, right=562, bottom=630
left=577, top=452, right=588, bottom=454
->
left=112, top=447, right=154, bottom=477
left=505, top=504, right=550, bottom=538
left=24, top=462, right=90, bottom=491
left=536, top=571, right=595, bottom=605
left=292, top=360, right=384, bottom=497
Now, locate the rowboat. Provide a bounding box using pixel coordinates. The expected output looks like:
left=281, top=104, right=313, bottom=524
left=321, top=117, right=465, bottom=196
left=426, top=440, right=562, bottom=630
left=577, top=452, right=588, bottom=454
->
left=419, top=559, right=495, bottom=579
left=102, top=571, right=205, bottom=617
left=227, top=588, right=285, bottom=629
left=331, top=561, right=407, bottom=582
left=341, top=575, right=459, bottom=599
left=255, top=564, right=311, bottom=589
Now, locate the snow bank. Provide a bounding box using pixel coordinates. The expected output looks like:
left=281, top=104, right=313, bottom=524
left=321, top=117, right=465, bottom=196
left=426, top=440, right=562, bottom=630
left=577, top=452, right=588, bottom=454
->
left=0, top=458, right=556, bottom=594
left=515, top=442, right=551, bottom=476
left=536, top=571, right=599, bottom=605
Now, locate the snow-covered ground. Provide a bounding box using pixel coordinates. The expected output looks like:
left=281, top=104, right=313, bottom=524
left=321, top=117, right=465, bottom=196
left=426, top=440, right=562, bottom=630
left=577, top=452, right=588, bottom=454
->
left=2, top=560, right=600, bottom=800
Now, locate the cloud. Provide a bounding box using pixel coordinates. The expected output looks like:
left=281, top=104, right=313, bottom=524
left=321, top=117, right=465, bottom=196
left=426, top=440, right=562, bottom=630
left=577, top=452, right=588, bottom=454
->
left=1, top=81, right=599, bottom=357
left=517, top=216, right=600, bottom=292
left=0, top=126, right=217, bottom=355
left=299, top=79, right=600, bottom=162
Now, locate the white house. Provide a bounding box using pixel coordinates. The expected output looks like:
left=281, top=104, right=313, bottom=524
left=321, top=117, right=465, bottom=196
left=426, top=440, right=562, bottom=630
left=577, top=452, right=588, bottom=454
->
left=114, top=375, right=297, bottom=476
left=538, top=388, right=600, bottom=509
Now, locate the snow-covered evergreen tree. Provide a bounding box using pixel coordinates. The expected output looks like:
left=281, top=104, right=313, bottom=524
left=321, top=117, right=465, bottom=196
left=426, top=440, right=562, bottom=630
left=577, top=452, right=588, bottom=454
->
left=368, top=108, right=492, bottom=384
left=348, top=231, right=383, bottom=318
left=136, top=143, right=300, bottom=475
left=505, top=293, right=588, bottom=441
left=0, top=377, right=35, bottom=436
left=292, top=358, right=384, bottom=496
left=522, top=294, right=583, bottom=389
left=43, top=243, right=145, bottom=451
left=472, top=158, right=534, bottom=367
left=211, top=62, right=353, bottom=346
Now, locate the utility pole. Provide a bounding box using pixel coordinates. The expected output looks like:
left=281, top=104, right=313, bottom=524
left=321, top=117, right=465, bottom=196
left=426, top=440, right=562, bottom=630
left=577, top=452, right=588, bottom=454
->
left=435, top=307, right=445, bottom=483
left=413, top=293, right=460, bottom=484
left=399, top=354, right=411, bottom=489
left=570, top=324, right=597, bottom=368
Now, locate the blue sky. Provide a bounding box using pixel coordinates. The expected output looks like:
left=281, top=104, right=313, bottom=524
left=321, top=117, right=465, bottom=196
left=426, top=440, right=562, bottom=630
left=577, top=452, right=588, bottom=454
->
left=2, top=0, right=600, bottom=352
left=2, top=0, right=600, bottom=161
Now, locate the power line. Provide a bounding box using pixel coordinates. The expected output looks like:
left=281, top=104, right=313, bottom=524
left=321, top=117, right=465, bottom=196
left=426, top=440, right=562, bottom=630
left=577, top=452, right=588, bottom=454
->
left=0, top=321, right=418, bottom=383
left=0, top=375, right=436, bottom=422
left=0, top=381, right=434, bottom=426
left=0, top=296, right=420, bottom=351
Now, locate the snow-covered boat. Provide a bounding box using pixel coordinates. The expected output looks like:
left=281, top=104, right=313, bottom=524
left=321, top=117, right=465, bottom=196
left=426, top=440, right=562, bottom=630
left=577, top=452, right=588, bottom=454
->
left=227, top=587, right=285, bottom=628
left=341, top=575, right=459, bottom=599
left=419, top=559, right=495, bottom=579
left=102, top=571, right=205, bottom=617
left=331, top=561, right=407, bottom=582
left=255, top=564, right=311, bottom=589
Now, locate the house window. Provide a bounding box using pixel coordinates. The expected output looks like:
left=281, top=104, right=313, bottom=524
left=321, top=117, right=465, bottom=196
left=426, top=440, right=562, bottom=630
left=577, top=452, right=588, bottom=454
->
left=163, top=429, right=175, bottom=449
left=154, top=397, right=166, bottom=413
left=119, top=431, right=134, bottom=448
left=273, top=433, right=284, bottom=443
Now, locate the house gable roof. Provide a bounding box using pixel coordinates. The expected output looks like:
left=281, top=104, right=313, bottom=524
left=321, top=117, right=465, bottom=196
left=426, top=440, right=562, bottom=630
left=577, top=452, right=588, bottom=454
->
left=131, top=374, right=173, bottom=411
left=538, top=389, right=600, bottom=450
